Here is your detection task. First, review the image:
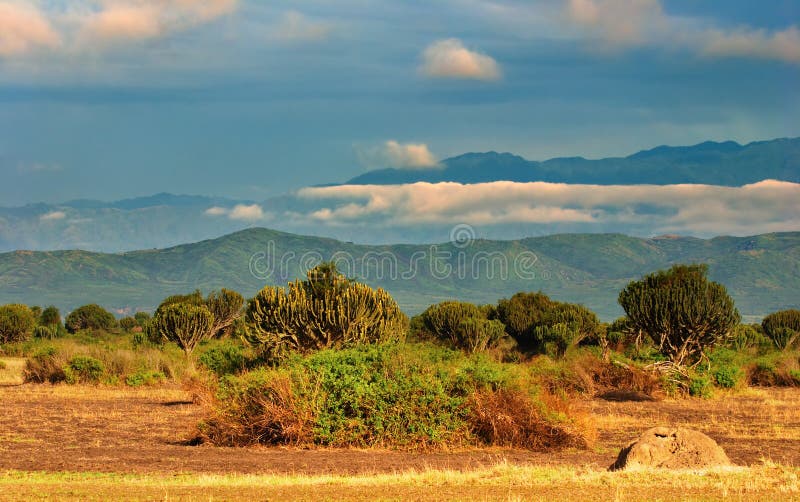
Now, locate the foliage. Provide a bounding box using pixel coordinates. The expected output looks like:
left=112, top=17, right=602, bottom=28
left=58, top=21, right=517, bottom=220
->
left=762, top=309, right=800, bottom=351
left=618, top=264, right=740, bottom=366
left=152, top=303, right=214, bottom=358
left=688, top=375, right=713, bottom=398
left=119, top=317, right=138, bottom=331
left=39, top=306, right=61, bottom=327
left=198, top=343, right=592, bottom=450
left=0, top=304, right=37, bottom=344
left=199, top=342, right=248, bottom=376
left=244, top=263, right=407, bottom=356
left=65, top=304, right=117, bottom=333
left=133, top=312, right=151, bottom=326
left=416, top=301, right=508, bottom=353
left=156, top=289, right=243, bottom=339
left=496, top=292, right=600, bottom=357
left=63, top=355, right=105, bottom=384
left=20, top=334, right=188, bottom=385
left=125, top=369, right=166, bottom=387
left=727, top=324, right=769, bottom=352
left=33, top=325, right=57, bottom=339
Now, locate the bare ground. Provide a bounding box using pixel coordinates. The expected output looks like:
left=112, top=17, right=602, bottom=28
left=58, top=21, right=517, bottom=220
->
left=1, top=384, right=798, bottom=475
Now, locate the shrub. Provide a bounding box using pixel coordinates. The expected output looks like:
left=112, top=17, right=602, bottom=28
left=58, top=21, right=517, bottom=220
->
left=152, top=303, right=214, bottom=359
left=713, top=365, right=744, bottom=389
left=65, top=304, right=117, bottom=333
left=134, top=312, right=151, bottom=326
left=417, top=301, right=508, bottom=353
left=199, top=343, right=247, bottom=376
left=728, top=324, right=769, bottom=352
left=762, top=310, right=800, bottom=350
left=618, top=264, right=740, bottom=366
left=496, top=292, right=600, bottom=356
left=688, top=375, right=713, bottom=398
left=39, top=306, right=61, bottom=327
left=33, top=325, right=56, bottom=340
left=119, top=317, right=138, bottom=331
left=244, top=263, right=407, bottom=356
left=198, top=343, right=592, bottom=450
left=63, top=355, right=105, bottom=384
left=0, top=360, right=6, bottom=370
left=125, top=369, right=166, bottom=387
left=747, top=352, right=800, bottom=386
left=0, top=304, right=37, bottom=344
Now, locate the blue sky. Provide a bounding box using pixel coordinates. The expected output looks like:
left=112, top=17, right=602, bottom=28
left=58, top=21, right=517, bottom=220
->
left=1, top=0, right=799, bottom=206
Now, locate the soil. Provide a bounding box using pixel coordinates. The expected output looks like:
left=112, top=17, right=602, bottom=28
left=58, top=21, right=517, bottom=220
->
left=1, top=385, right=798, bottom=474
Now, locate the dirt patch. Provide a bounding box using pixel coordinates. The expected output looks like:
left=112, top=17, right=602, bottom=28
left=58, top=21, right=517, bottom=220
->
left=1, top=385, right=799, bottom=474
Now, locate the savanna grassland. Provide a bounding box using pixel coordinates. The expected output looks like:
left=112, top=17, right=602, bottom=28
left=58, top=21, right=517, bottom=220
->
left=0, top=379, right=798, bottom=501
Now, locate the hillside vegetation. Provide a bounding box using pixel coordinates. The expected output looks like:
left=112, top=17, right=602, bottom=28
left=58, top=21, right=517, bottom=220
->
left=0, top=229, right=798, bottom=320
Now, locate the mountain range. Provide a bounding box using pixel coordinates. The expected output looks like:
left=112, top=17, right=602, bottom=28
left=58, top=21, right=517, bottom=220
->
left=1, top=228, right=797, bottom=321
left=345, top=137, right=800, bottom=186
left=1, top=137, right=798, bottom=253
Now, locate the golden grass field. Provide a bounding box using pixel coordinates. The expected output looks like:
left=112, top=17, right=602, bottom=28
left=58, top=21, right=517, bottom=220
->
left=1, top=358, right=799, bottom=501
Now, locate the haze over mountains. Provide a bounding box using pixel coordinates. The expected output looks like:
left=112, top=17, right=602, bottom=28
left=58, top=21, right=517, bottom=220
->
left=1, top=137, right=799, bottom=253
left=1, top=228, right=797, bottom=321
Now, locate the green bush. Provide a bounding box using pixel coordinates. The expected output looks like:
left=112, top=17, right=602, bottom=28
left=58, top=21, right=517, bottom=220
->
left=64, top=355, right=105, bottom=384
left=245, top=263, right=407, bottom=356
left=125, top=369, right=166, bottom=387
left=199, top=343, right=247, bottom=376
left=65, top=304, right=117, bottom=333
left=0, top=304, right=37, bottom=344
left=119, top=317, right=137, bottom=331
left=496, top=292, right=600, bottom=356
left=688, top=375, right=713, bottom=398
left=712, top=365, right=744, bottom=389
left=417, top=301, right=508, bottom=353
left=33, top=325, right=56, bottom=340
left=762, top=309, right=800, bottom=351
left=198, top=343, right=592, bottom=450
left=39, top=306, right=61, bottom=327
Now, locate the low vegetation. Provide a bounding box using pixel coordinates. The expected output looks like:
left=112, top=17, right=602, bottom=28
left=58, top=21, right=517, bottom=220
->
left=0, top=261, right=798, bottom=452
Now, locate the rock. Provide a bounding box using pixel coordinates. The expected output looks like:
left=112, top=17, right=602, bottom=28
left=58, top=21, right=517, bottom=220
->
left=610, top=427, right=732, bottom=471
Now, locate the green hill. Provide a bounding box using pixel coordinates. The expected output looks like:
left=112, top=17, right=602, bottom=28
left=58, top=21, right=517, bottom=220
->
left=1, top=229, right=798, bottom=321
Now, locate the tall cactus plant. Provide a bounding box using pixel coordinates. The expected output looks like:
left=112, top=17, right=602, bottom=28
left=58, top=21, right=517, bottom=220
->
left=244, top=263, right=407, bottom=354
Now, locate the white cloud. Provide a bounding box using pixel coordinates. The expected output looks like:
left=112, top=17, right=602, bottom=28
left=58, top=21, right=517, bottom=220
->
left=205, top=204, right=265, bottom=221
left=0, top=0, right=237, bottom=56
left=564, top=0, right=800, bottom=63
left=229, top=204, right=264, bottom=221
left=271, top=11, right=331, bottom=42
left=0, top=2, right=61, bottom=56
left=204, top=206, right=229, bottom=216
left=295, top=180, right=800, bottom=235
left=40, top=211, right=66, bottom=221
left=357, top=140, right=440, bottom=170
left=703, top=26, right=800, bottom=63
left=420, top=38, right=501, bottom=80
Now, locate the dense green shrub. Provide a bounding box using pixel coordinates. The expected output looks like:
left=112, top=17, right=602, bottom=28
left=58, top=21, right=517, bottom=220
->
left=198, top=343, right=592, bottom=450
left=618, top=264, right=740, bottom=366
left=0, top=304, right=37, bottom=344
left=762, top=309, right=800, bottom=351
left=688, top=375, right=713, bottom=398
left=199, top=342, right=247, bottom=376
left=417, top=301, right=508, bottom=353
left=495, top=292, right=600, bottom=356
left=64, top=355, right=105, bottom=384
left=65, top=304, right=118, bottom=333
left=125, top=369, right=166, bottom=387
left=39, top=306, right=61, bottom=327
left=713, top=365, right=744, bottom=389
left=244, top=263, right=407, bottom=356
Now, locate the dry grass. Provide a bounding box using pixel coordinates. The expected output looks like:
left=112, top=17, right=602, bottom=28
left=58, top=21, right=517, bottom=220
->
left=0, top=357, right=25, bottom=385
left=1, top=462, right=799, bottom=501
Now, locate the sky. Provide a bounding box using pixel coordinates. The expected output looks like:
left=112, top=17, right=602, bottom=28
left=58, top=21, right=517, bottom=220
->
left=0, top=0, right=799, bottom=207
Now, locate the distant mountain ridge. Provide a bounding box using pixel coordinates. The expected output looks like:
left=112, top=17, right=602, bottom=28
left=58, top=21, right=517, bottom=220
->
left=1, top=228, right=797, bottom=321
left=345, top=137, right=800, bottom=186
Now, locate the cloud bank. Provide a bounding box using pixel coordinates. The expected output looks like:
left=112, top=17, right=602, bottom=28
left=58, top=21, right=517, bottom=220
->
left=294, top=180, right=800, bottom=236
left=357, top=141, right=440, bottom=169
left=205, top=204, right=265, bottom=221
left=0, top=2, right=61, bottom=56
left=565, top=0, right=800, bottom=63
left=420, top=38, right=501, bottom=80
